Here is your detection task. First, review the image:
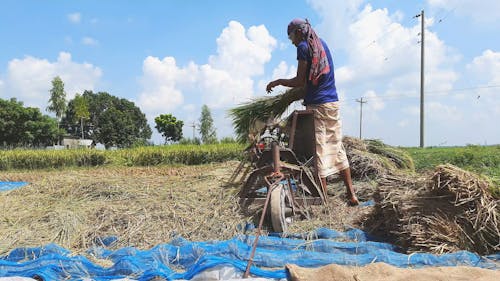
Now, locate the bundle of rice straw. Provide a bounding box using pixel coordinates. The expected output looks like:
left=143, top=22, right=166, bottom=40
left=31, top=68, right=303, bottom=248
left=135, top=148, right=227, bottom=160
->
left=365, top=139, right=415, bottom=171
left=428, top=164, right=499, bottom=254
left=229, top=87, right=305, bottom=142
left=346, top=149, right=393, bottom=180
left=342, top=136, right=414, bottom=180
left=360, top=173, right=427, bottom=247
left=365, top=164, right=499, bottom=255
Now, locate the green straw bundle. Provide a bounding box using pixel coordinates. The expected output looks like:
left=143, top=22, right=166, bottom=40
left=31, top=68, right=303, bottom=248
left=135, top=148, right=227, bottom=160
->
left=229, top=87, right=306, bottom=142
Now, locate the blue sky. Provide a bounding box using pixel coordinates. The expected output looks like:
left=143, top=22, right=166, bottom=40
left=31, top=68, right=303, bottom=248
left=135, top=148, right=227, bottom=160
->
left=1, top=0, right=499, bottom=146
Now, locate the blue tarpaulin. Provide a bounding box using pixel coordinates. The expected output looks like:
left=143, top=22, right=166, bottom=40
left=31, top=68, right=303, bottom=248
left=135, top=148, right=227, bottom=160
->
left=0, top=228, right=498, bottom=280
left=0, top=182, right=28, bottom=192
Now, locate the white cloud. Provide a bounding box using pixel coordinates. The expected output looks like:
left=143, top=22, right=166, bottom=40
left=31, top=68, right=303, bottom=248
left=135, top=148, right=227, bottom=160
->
left=137, top=56, right=191, bottom=115
left=301, top=0, right=469, bottom=146
left=67, top=12, right=81, bottom=24
left=427, top=0, right=500, bottom=23
left=308, top=0, right=364, bottom=50
left=364, top=90, right=385, bottom=111
left=258, top=61, right=297, bottom=94
left=467, top=49, right=500, bottom=84
left=465, top=50, right=500, bottom=115
left=331, top=3, right=459, bottom=95
left=398, top=119, right=409, bottom=127
left=209, top=21, right=276, bottom=78
left=427, top=101, right=461, bottom=121
left=182, top=104, right=196, bottom=112
left=138, top=20, right=277, bottom=122
left=271, top=61, right=296, bottom=79
left=403, top=105, right=420, bottom=116
left=1, top=52, right=102, bottom=110
left=82, top=37, right=99, bottom=46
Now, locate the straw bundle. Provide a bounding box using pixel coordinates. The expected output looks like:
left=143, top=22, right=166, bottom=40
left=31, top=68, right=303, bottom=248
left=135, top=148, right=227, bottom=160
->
left=364, top=164, right=499, bottom=255
left=342, top=136, right=414, bottom=180
left=360, top=174, right=427, bottom=247
left=342, top=136, right=367, bottom=152
left=346, top=149, right=393, bottom=180
left=229, top=87, right=306, bottom=142
left=365, top=139, right=414, bottom=171
left=428, top=164, right=499, bottom=254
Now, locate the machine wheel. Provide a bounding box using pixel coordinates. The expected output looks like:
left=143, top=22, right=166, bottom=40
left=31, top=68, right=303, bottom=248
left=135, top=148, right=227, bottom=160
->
left=269, top=183, right=290, bottom=232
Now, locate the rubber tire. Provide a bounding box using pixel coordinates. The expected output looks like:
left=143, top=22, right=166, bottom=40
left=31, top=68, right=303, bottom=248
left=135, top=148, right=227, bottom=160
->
left=270, top=183, right=287, bottom=232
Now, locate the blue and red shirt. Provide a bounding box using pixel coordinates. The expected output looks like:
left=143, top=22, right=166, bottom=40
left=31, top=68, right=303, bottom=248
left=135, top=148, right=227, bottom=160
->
left=297, top=39, right=338, bottom=105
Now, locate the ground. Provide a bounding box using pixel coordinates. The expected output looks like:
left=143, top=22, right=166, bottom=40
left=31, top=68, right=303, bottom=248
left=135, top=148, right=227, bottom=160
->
left=2, top=162, right=499, bottom=280
left=0, top=161, right=373, bottom=255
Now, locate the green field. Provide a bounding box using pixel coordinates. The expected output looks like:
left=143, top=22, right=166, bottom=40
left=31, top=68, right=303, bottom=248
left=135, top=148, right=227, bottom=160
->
left=0, top=143, right=246, bottom=170
left=1, top=143, right=499, bottom=189
left=402, top=145, right=500, bottom=178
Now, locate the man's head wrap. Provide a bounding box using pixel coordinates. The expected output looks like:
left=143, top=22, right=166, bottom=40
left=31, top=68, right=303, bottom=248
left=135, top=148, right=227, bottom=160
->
left=287, top=18, right=330, bottom=85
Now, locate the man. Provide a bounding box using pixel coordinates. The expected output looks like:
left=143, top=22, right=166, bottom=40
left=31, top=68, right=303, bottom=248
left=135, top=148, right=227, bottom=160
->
left=266, top=18, right=359, bottom=206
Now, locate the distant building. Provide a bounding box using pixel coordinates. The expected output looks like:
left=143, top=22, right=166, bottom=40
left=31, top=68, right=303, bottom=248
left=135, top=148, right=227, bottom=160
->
left=62, top=137, right=94, bottom=149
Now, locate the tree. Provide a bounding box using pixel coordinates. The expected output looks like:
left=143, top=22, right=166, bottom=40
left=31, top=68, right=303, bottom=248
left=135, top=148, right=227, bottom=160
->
left=61, top=91, right=152, bottom=148
left=155, top=114, right=184, bottom=143
left=73, top=93, right=90, bottom=139
left=0, top=98, right=62, bottom=147
left=47, top=76, right=67, bottom=126
left=198, top=104, right=217, bottom=144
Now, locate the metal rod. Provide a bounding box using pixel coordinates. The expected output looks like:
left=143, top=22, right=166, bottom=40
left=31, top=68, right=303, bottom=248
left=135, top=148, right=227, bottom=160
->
left=243, top=177, right=283, bottom=278
left=272, top=141, right=280, bottom=173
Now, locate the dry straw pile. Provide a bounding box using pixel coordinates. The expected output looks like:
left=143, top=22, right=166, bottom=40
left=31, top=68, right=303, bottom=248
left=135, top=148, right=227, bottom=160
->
left=364, top=164, right=499, bottom=255
left=343, top=136, right=415, bottom=181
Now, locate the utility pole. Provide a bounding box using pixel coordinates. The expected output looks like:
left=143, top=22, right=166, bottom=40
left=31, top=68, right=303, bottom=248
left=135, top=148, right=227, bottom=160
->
left=356, top=97, right=367, bottom=139
left=416, top=10, right=425, bottom=148
left=81, top=117, right=84, bottom=139
left=189, top=121, right=197, bottom=139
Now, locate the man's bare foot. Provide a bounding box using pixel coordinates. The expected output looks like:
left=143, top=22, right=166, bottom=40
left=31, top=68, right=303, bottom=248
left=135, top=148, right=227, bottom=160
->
left=348, top=196, right=359, bottom=206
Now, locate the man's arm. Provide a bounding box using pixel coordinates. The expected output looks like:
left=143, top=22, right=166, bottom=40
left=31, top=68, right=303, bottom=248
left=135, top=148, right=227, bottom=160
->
left=266, top=60, right=307, bottom=93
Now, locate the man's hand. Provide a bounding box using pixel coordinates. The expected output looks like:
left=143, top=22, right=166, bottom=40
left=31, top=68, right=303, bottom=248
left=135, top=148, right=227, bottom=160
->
left=266, top=80, right=280, bottom=94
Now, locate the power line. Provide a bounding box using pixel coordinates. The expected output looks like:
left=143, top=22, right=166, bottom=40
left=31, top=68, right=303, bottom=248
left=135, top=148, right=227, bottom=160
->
left=339, top=85, right=500, bottom=103
left=427, top=85, right=500, bottom=94
left=428, top=1, right=463, bottom=31
left=359, top=11, right=420, bottom=51
left=347, top=13, right=422, bottom=66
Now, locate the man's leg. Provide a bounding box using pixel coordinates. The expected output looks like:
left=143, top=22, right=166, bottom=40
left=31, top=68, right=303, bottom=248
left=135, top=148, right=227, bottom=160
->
left=340, top=167, right=359, bottom=205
